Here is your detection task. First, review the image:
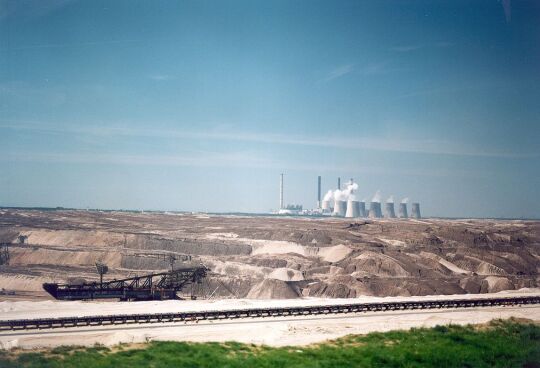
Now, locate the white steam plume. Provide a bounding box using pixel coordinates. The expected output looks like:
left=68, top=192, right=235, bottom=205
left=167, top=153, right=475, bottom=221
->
left=401, top=197, right=409, bottom=204
left=386, top=195, right=394, bottom=203
left=371, top=190, right=381, bottom=203
left=323, top=190, right=334, bottom=202
left=328, top=180, right=359, bottom=202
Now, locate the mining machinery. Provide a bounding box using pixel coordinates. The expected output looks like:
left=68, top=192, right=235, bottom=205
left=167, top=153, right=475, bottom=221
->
left=42, top=266, right=208, bottom=301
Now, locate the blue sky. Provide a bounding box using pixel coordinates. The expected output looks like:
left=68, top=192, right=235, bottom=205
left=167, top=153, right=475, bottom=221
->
left=1, top=0, right=539, bottom=217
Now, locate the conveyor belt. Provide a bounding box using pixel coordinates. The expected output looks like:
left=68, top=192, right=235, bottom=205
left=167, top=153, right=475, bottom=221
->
left=1, top=296, right=538, bottom=331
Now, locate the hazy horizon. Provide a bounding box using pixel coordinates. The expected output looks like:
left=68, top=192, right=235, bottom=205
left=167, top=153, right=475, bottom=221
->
left=1, top=0, right=539, bottom=218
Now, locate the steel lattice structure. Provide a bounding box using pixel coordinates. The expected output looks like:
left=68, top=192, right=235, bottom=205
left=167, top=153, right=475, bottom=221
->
left=42, top=266, right=208, bottom=301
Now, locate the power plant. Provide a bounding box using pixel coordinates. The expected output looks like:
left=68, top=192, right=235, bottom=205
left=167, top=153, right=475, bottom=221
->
left=321, top=200, right=332, bottom=213
left=369, top=201, right=383, bottom=218
left=275, top=174, right=422, bottom=218
left=333, top=200, right=347, bottom=217
left=399, top=202, right=408, bottom=218
left=345, top=200, right=360, bottom=218
left=385, top=201, right=396, bottom=218
left=411, top=202, right=422, bottom=219
left=359, top=201, right=367, bottom=217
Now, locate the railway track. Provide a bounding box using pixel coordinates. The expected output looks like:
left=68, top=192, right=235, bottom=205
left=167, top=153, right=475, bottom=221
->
left=1, top=296, right=539, bottom=332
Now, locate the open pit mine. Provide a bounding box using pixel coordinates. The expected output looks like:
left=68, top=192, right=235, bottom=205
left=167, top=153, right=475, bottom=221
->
left=0, top=209, right=538, bottom=301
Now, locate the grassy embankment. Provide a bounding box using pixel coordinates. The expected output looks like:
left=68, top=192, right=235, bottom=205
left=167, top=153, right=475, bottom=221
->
left=0, top=319, right=538, bottom=367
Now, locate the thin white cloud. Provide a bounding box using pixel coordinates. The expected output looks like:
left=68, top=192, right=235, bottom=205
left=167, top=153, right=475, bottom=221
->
left=434, top=41, right=454, bottom=48
left=322, top=64, right=355, bottom=82
left=0, top=121, right=536, bottom=159
left=1, top=150, right=277, bottom=169
left=390, top=45, right=423, bottom=52
left=390, top=42, right=454, bottom=53
left=357, top=63, right=391, bottom=76
left=321, top=62, right=398, bottom=82
left=0, top=151, right=489, bottom=178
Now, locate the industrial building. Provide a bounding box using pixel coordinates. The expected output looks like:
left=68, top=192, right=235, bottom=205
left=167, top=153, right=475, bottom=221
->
left=275, top=174, right=422, bottom=219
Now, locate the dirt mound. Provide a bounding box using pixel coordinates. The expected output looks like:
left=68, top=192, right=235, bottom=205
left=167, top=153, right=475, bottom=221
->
left=246, top=279, right=300, bottom=299
left=481, top=276, right=515, bottom=293
left=1, top=210, right=538, bottom=300
left=476, top=262, right=507, bottom=276
left=244, top=257, right=288, bottom=268
left=317, top=244, right=352, bottom=263
left=419, top=252, right=470, bottom=275
left=460, top=277, right=482, bottom=293
left=267, top=268, right=304, bottom=281
left=347, top=251, right=409, bottom=277
left=306, top=280, right=357, bottom=298
left=250, top=240, right=312, bottom=257
left=206, top=260, right=268, bottom=279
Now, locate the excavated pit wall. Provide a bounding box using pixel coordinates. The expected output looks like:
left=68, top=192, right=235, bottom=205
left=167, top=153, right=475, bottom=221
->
left=0, top=210, right=538, bottom=300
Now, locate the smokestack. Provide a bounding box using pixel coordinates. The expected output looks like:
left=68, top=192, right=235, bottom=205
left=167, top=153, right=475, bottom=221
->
left=368, top=202, right=383, bottom=218
left=317, top=176, right=321, bottom=209
left=411, top=203, right=421, bottom=219
left=333, top=200, right=347, bottom=217
left=385, top=202, right=396, bottom=218
left=399, top=203, right=408, bottom=218
left=359, top=201, right=367, bottom=217
left=337, top=177, right=341, bottom=190
left=345, top=200, right=360, bottom=218
left=279, top=173, right=284, bottom=209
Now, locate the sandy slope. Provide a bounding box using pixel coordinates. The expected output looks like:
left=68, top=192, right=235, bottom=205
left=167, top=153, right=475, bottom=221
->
left=1, top=210, right=539, bottom=300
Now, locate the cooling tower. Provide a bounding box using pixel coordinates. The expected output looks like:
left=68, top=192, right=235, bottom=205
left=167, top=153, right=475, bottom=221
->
left=321, top=200, right=332, bottom=213
left=385, top=202, right=396, bottom=218
left=399, top=203, right=408, bottom=218
left=411, top=203, right=421, bottom=218
left=345, top=200, right=360, bottom=218
left=368, top=202, right=383, bottom=218
left=333, top=200, right=347, bottom=217
left=359, top=201, right=367, bottom=217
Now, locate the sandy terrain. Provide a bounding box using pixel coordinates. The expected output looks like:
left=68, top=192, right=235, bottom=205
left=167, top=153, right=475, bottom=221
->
left=1, top=299, right=539, bottom=349
left=1, top=288, right=538, bottom=321
left=0, top=209, right=539, bottom=300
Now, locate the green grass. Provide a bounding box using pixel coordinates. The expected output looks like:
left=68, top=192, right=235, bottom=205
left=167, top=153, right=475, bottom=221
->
left=1, top=318, right=538, bottom=368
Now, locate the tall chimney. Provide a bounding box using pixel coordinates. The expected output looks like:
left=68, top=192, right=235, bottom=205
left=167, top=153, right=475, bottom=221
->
left=399, top=203, right=408, bottom=218
left=279, top=173, right=284, bottom=210
left=411, top=203, right=421, bottom=219
left=385, top=202, right=396, bottom=218
left=369, top=202, right=383, bottom=218
left=337, top=177, right=341, bottom=190
left=317, top=176, right=321, bottom=209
